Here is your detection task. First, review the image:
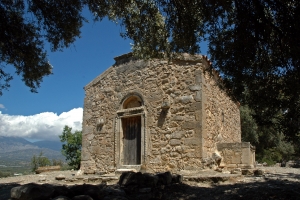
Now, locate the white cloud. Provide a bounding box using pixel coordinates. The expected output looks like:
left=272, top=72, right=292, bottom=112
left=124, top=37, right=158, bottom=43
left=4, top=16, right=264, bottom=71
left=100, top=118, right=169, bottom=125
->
left=0, top=104, right=5, bottom=109
left=0, top=108, right=83, bottom=141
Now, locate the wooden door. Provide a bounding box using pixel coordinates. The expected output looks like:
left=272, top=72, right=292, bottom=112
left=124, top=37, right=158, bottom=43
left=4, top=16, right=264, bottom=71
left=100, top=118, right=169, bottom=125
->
left=122, top=116, right=141, bottom=165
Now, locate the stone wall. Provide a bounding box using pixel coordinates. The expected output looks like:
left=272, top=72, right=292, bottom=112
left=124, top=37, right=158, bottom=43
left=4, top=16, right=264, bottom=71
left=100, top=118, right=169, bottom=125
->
left=202, top=60, right=241, bottom=157
left=217, top=142, right=255, bottom=168
left=81, top=53, right=242, bottom=174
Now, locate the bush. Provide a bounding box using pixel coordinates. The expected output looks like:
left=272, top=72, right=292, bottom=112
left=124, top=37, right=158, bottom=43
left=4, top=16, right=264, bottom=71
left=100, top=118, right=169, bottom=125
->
left=52, top=159, right=63, bottom=167
left=0, top=171, right=11, bottom=178
left=31, top=152, right=51, bottom=172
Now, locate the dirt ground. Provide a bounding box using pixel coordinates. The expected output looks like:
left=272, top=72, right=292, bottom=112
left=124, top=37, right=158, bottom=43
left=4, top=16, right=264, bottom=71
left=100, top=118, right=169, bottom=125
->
left=1, top=166, right=300, bottom=200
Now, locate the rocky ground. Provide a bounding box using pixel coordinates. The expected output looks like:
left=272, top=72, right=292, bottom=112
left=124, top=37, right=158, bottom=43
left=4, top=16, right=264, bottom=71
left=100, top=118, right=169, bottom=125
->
left=0, top=166, right=300, bottom=199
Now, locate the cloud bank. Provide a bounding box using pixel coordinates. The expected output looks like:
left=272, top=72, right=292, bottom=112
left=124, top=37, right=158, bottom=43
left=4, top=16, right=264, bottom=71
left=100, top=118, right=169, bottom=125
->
left=0, top=108, right=83, bottom=141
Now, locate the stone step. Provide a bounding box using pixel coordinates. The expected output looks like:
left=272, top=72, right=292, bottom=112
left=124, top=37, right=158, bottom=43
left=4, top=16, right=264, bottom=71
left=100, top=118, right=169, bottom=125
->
left=115, top=168, right=138, bottom=175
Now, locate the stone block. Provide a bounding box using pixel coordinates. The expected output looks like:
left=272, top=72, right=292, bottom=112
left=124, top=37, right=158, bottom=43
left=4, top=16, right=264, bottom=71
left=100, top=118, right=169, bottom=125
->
left=170, top=139, right=181, bottom=146
left=86, top=134, right=94, bottom=140
left=170, top=152, right=179, bottom=157
left=171, top=131, right=184, bottom=139
left=194, top=91, right=202, bottom=102
left=83, top=126, right=94, bottom=135
left=184, top=138, right=201, bottom=146
left=189, top=85, right=201, bottom=91
left=242, top=169, right=254, bottom=175
left=81, top=150, right=91, bottom=161
left=187, top=102, right=202, bottom=112
left=178, top=95, right=194, bottom=104
left=254, top=169, right=264, bottom=176
left=90, top=145, right=102, bottom=154
left=195, top=70, right=202, bottom=84
left=231, top=153, right=241, bottom=164
left=172, top=116, right=185, bottom=121
left=182, top=121, right=201, bottom=129
left=241, top=142, right=251, bottom=148
left=241, top=148, right=252, bottom=164
left=146, top=91, right=162, bottom=102
left=161, top=78, right=169, bottom=84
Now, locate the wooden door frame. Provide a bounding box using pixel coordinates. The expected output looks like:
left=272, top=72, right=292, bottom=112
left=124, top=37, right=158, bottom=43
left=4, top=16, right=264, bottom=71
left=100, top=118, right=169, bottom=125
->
left=114, top=106, right=146, bottom=170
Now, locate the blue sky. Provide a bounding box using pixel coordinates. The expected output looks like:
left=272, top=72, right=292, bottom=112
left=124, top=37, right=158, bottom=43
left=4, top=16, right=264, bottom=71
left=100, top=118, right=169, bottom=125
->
left=1, top=17, right=132, bottom=116
left=0, top=11, right=208, bottom=141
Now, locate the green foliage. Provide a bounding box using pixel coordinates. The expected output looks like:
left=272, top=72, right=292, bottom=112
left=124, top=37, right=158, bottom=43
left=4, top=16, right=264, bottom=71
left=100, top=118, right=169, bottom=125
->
left=240, top=106, right=259, bottom=145
left=259, top=144, right=295, bottom=166
left=59, top=125, right=82, bottom=170
left=1, top=0, right=299, bottom=155
left=0, top=171, right=12, bottom=178
left=52, top=159, right=63, bottom=167
left=241, top=105, right=295, bottom=164
left=31, top=152, right=51, bottom=172
left=0, top=0, right=84, bottom=95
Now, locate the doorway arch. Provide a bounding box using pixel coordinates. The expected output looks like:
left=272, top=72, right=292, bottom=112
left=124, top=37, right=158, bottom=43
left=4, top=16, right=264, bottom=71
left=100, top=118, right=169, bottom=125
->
left=115, top=93, right=146, bottom=170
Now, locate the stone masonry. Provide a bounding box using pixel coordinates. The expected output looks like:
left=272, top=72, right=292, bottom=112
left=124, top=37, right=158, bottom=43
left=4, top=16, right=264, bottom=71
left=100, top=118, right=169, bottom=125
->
left=80, top=53, right=254, bottom=174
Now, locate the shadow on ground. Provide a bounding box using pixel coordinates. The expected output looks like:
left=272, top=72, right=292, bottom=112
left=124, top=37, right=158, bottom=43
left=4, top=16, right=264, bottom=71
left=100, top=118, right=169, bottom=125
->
left=1, top=176, right=300, bottom=200
left=159, top=179, right=300, bottom=200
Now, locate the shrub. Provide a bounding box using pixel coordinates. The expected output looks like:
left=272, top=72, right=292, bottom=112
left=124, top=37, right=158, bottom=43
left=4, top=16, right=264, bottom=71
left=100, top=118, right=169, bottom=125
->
left=31, top=152, right=51, bottom=172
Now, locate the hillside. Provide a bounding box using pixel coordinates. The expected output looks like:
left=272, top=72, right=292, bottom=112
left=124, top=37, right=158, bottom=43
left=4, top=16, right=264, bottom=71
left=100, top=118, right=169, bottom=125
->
left=0, top=136, right=65, bottom=169
left=0, top=136, right=39, bottom=153
left=33, top=140, right=62, bottom=151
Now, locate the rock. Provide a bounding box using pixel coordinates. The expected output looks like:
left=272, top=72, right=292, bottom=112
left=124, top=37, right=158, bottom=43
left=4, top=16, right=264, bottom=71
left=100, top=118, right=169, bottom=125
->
left=119, top=172, right=142, bottom=186
left=215, top=168, right=223, bottom=172
left=179, top=95, right=193, bottom=104
left=222, top=170, right=231, bottom=174
left=157, top=172, right=172, bottom=185
left=231, top=168, right=241, bottom=174
left=52, top=185, right=74, bottom=198
left=285, top=161, right=298, bottom=168
left=76, top=169, right=84, bottom=176
left=139, top=188, right=152, bottom=193
left=171, top=174, right=183, bottom=184
left=254, top=169, right=264, bottom=176
left=242, top=169, right=254, bottom=175
left=39, top=176, right=46, bottom=182
left=10, top=183, right=54, bottom=200
left=69, top=184, right=104, bottom=199
left=143, top=173, right=159, bottom=187
left=72, top=195, right=93, bottom=200
left=56, top=174, right=66, bottom=180
left=100, top=187, right=126, bottom=197
left=103, top=195, right=129, bottom=200
left=212, top=152, right=222, bottom=165
left=52, top=196, right=72, bottom=200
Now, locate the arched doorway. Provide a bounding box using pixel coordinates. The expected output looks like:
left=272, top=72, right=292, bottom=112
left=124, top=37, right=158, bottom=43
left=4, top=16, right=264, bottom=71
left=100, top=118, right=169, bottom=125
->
left=115, top=94, right=146, bottom=168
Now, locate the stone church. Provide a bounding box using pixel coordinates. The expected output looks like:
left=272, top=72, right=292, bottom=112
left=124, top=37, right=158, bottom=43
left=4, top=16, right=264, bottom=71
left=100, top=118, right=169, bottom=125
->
left=80, top=53, right=255, bottom=174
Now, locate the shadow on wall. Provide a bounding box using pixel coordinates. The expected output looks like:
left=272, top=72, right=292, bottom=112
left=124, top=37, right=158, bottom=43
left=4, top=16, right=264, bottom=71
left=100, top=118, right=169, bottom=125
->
left=157, top=110, right=168, bottom=127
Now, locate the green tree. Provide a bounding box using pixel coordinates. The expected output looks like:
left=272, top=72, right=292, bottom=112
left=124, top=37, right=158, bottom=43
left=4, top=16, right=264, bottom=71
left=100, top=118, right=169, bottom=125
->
left=240, top=105, right=259, bottom=145
left=1, top=0, right=299, bottom=145
left=59, top=125, right=82, bottom=170
left=241, top=105, right=295, bottom=164
left=31, top=151, right=51, bottom=172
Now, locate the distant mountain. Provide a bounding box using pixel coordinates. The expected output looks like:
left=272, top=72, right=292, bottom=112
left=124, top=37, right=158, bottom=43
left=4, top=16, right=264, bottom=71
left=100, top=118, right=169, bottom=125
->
left=0, top=136, right=65, bottom=167
left=33, top=140, right=62, bottom=151
left=0, top=148, right=64, bottom=162
left=0, top=136, right=39, bottom=153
